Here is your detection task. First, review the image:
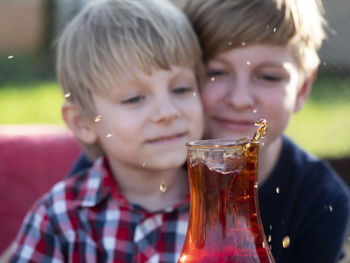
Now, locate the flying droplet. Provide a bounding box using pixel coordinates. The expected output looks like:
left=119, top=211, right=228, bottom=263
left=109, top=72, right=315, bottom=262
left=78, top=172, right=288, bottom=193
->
left=329, top=205, right=333, bottom=212
left=106, top=133, right=113, bottom=138
left=268, top=235, right=272, bottom=243
left=64, top=92, right=71, bottom=98
left=142, top=162, right=146, bottom=167
left=246, top=61, right=251, bottom=65
left=241, top=42, right=246, bottom=46
left=269, top=224, right=273, bottom=230
left=282, top=236, right=290, bottom=248
left=254, top=182, right=258, bottom=189
left=273, top=27, right=277, bottom=32
left=210, top=77, right=215, bottom=82
left=261, top=142, right=265, bottom=146
left=160, top=182, right=167, bottom=192
left=94, top=115, right=102, bottom=122
left=323, top=62, right=327, bottom=66
left=266, top=25, right=270, bottom=30
left=253, top=108, right=257, bottom=113
left=276, top=186, right=280, bottom=194
left=192, top=92, right=197, bottom=96
left=8, top=55, right=14, bottom=59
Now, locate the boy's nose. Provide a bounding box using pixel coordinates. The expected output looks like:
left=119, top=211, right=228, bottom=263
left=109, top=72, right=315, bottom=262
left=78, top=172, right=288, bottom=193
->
left=151, top=95, right=180, bottom=123
left=226, top=80, right=254, bottom=109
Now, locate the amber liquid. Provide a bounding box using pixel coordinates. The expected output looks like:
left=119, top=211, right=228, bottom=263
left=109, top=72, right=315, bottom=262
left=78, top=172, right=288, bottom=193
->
left=179, top=143, right=274, bottom=263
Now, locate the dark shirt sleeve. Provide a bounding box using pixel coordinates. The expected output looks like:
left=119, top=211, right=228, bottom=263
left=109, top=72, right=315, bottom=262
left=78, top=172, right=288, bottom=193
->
left=68, top=152, right=93, bottom=177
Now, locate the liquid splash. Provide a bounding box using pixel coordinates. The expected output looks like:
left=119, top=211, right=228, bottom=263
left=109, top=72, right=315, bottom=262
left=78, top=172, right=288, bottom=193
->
left=282, top=236, right=290, bottom=248
left=160, top=182, right=167, bottom=192
left=243, top=119, right=268, bottom=153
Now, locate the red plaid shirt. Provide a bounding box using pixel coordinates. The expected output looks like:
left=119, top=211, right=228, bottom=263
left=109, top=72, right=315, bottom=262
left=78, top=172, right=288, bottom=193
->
left=11, top=158, right=190, bottom=263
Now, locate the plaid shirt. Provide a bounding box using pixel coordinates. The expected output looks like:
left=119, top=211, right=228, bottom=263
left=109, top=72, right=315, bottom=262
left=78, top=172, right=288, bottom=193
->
left=11, top=158, right=190, bottom=263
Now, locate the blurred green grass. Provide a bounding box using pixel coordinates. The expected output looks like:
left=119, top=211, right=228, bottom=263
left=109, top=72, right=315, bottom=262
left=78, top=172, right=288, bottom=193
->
left=1, top=73, right=350, bottom=158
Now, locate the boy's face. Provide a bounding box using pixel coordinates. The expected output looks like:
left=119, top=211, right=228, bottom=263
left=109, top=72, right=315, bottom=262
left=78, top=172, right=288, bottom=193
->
left=91, top=65, right=204, bottom=171
left=202, top=44, right=310, bottom=144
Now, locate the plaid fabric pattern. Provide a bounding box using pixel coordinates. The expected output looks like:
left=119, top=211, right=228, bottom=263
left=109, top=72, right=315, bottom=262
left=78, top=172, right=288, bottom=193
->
left=11, top=158, right=190, bottom=263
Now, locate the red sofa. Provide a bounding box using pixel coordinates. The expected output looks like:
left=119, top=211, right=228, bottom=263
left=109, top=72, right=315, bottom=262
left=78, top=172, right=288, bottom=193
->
left=0, top=125, right=81, bottom=254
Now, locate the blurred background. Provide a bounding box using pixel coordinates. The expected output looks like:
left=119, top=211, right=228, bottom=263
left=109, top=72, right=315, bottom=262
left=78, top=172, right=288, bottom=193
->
left=0, top=0, right=349, bottom=158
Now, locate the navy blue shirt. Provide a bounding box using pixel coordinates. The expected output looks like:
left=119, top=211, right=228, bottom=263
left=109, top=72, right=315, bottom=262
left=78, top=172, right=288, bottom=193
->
left=258, top=136, right=350, bottom=263
left=69, top=136, right=350, bottom=262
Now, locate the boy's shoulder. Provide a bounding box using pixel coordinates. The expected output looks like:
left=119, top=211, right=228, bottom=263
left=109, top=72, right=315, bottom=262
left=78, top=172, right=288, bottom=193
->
left=32, top=158, right=107, bottom=218
left=275, top=136, right=350, bottom=201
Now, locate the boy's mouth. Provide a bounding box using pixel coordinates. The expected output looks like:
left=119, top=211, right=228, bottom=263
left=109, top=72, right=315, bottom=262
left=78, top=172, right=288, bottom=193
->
left=211, top=117, right=254, bottom=131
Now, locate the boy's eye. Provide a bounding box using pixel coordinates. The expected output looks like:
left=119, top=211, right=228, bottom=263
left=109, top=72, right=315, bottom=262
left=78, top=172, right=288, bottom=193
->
left=259, top=74, right=282, bottom=82
left=207, top=70, right=229, bottom=78
left=172, top=86, right=193, bottom=95
left=121, top=95, right=145, bottom=104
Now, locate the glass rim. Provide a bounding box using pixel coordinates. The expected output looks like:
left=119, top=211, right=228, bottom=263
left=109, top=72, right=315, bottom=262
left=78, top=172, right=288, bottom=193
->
left=186, top=137, right=258, bottom=148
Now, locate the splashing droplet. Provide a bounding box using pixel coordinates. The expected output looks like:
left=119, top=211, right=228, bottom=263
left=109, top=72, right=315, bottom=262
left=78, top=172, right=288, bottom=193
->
left=246, top=61, right=251, bottom=65
left=253, top=108, right=257, bottom=114
left=269, top=224, right=273, bottom=230
left=252, top=119, right=268, bottom=143
left=282, top=236, right=290, bottom=248
left=106, top=133, right=113, bottom=138
left=322, top=62, right=327, bottom=66
left=64, top=92, right=71, bottom=98
left=273, top=27, right=277, bottom=32
left=8, top=55, right=14, bottom=59
left=160, top=182, right=167, bottom=192
left=268, top=235, right=272, bottom=242
left=254, top=182, right=258, bottom=189
left=142, top=162, right=146, bottom=167
left=241, top=41, right=246, bottom=46
left=192, top=92, right=197, bottom=97
left=228, top=41, right=232, bottom=46
left=94, top=115, right=102, bottom=122
left=266, top=25, right=270, bottom=30
left=261, top=142, right=265, bottom=146
left=276, top=186, right=280, bottom=194
left=210, top=77, right=215, bottom=82
left=329, top=205, right=333, bottom=212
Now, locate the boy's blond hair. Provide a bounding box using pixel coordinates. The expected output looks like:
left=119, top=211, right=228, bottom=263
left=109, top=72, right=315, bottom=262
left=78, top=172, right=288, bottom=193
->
left=184, top=0, right=327, bottom=75
left=56, top=0, right=203, bottom=159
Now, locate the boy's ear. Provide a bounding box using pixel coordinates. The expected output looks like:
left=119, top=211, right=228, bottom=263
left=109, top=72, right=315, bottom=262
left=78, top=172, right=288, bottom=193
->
left=294, top=69, right=317, bottom=113
left=61, top=101, right=98, bottom=144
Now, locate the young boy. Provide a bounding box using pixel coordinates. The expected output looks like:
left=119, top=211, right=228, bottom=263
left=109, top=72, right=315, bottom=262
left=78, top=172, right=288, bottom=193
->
left=9, top=0, right=204, bottom=262
left=183, top=0, right=350, bottom=262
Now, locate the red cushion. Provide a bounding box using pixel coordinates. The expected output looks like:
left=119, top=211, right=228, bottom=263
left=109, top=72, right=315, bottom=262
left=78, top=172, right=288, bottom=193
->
left=0, top=125, right=81, bottom=253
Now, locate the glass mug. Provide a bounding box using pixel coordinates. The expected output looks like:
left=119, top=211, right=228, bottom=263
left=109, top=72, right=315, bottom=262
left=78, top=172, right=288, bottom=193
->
left=178, top=138, right=275, bottom=263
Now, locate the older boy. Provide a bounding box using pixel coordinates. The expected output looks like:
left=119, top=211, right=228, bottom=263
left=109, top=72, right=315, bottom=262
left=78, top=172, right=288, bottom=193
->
left=10, top=0, right=204, bottom=262
left=184, top=0, right=350, bottom=262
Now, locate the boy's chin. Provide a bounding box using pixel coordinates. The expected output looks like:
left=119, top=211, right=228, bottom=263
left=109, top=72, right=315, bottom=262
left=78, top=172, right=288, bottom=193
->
left=143, top=154, right=187, bottom=171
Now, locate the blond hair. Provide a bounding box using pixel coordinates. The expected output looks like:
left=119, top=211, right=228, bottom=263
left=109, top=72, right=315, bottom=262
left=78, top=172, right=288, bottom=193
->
left=56, top=0, right=203, bottom=159
left=184, top=0, right=327, bottom=75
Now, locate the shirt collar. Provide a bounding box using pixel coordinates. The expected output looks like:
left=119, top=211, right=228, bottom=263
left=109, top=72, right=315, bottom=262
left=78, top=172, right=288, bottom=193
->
left=78, top=157, right=190, bottom=214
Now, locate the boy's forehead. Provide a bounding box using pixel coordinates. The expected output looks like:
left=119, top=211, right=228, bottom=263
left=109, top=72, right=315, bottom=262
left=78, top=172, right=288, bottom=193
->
left=104, top=64, right=195, bottom=92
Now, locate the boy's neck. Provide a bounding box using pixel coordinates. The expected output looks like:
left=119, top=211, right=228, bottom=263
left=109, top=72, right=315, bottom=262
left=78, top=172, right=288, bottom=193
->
left=108, top=160, right=189, bottom=212
left=258, top=137, right=283, bottom=185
